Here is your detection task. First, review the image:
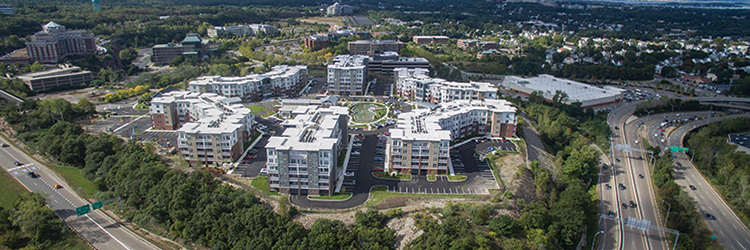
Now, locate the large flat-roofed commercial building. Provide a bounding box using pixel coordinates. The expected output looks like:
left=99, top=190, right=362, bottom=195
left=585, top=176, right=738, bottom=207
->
left=348, top=40, right=405, bottom=55
left=389, top=99, right=516, bottom=175
left=188, top=65, right=307, bottom=100
left=150, top=91, right=254, bottom=165
left=266, top=105, right=349, bottom=195
left=17, top=65, right=92, bottom=92
left=152, top=33, right=215, bottom=65
left=304, top=34, right=330, bottom=50
left=207, top=25, right=254, bottom=37
left=368, top=52, right=429, bottom=74
left=394, top=68, right=497, bottom=104
left=327, top=2, right=353, bottom=16
left=457, top=39, right=499, bottom=50
left=25, top=22, right=96, bottom=63
left=327, top=55, right=368, bottom=95
left=412, top=36, right=449, bottom=44
left=501, top=74, right=624, bottom=108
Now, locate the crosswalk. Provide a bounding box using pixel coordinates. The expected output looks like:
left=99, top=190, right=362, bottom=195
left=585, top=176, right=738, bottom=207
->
left=388, top=186, right=490, bottom=195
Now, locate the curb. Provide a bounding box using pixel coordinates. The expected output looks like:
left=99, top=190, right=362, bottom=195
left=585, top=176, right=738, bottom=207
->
left=307, top=193, right=354, bottom=202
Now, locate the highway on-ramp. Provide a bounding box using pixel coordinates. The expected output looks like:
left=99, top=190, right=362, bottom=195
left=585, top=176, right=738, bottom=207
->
left=0, top=139, right=159, bottom=250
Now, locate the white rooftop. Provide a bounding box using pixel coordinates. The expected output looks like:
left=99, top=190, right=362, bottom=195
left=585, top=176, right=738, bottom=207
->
left=152, top=91, right=253, bottom=135
left=265, top=106, right=348, bottom=151
left=503, top=74, right=624, bottom=104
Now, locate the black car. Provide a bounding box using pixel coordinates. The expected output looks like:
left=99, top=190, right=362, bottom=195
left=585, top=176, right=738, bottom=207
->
left=639, top=174, right=644, bottom=179
left=706, top=213, right=716, bottom=220
left=605, top=184, right=611, bottom=190
left=619, top=183, right=626, bottom=190
left=608, top=211, right=616, bottom=217
left=629, top=201, right=637, bottom=208
left=689, top=185, right=697, bottom=190
left=615, top=158, right=621, bottom=162
left=622, top=203, right=628, bottom=209
left=13, top=161, right=22, bottom=166
left=27, top=172, right=37, bottom=178
left=602, top=164, right=608, bottom=169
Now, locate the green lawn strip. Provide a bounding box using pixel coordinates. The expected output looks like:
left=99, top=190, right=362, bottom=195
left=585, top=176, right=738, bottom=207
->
left=372, top=171, right=411, bottom=180
left=309, top=192, right=352, bottom=200
left=245, top=105, right=268, bottom=114
left=50, top=165, right=97, bottom=198
left=427, top=175, right=436, bottom=181
left=250, top=176, right=279, bottom=196
left=438, top=174, right=467, bottom=181
left=365, top=186, right=479, bottom=208
left=0, top=169, right=29, bottom=209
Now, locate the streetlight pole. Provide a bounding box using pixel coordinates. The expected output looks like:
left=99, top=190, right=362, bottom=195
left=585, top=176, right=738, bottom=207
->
left=592, top=230, right=605, bottom=250
left=663, top=199, right=671, bottom=226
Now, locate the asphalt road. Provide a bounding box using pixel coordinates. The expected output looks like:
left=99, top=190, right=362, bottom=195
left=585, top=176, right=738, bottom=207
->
left=662, top=114, right=750, bottom=250
left=0, top=139, right=158, bottom=250
left=607, top=103, right=664, bottom=250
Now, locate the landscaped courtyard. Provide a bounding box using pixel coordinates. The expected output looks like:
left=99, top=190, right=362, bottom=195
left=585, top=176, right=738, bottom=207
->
left=350, top=102, right=388, bottom=123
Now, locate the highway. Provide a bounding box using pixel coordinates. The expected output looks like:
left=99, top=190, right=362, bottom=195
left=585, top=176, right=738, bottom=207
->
left=656, top=114, right=750, bottom=250
left=606, top=103, right=666, bottom=250
left=0, top=138, right=158, bottom=250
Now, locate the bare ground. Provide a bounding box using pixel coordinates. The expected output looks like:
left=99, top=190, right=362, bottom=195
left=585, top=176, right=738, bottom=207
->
left=491, top=153, right=525, bottom=194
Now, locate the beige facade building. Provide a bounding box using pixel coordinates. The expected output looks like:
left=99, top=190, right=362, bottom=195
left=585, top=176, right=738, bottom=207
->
left=265, top=106, right=348, bottom=195
left=389, top=99, right=516, bottom=175
left=188, top=65, right=307, bottom=101
left=348, top=40, right=405, bottom=55
left=394, top=68, right=498, bottom=104
left=149, top=91, right=254, bottom=165
left=17, top=64, right=92, bottom=92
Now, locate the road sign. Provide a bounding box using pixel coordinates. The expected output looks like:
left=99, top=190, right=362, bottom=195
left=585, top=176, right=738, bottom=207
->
left=669, top=146, right=689, bottom=153
left=91, top=201, right=103, bottom=210
left=76, top=204, right=91, bottom=216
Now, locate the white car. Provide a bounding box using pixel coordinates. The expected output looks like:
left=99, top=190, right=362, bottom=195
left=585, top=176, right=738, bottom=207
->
left=351, top=151, right=360, bottom=155
left=635, top=140, right=639, bottom=144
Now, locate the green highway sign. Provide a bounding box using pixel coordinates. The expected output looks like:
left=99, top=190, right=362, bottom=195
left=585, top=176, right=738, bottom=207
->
left=76, top=204, right=91, bottom=216
left=91, top=201, right=103, bottom=210
left=669, top=146, right=689, bottom=153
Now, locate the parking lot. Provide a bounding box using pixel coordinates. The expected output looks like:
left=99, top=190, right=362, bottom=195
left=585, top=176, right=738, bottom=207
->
left=233, top=117, right=285, bottom=178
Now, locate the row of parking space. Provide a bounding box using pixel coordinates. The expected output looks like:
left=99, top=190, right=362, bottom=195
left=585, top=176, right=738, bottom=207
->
left=476, top=160, right=494, bottom=179
left=386, top=186, right=490, bottom=195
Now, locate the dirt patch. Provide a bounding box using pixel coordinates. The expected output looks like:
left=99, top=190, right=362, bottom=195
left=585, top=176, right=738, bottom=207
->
left=34, top=87, right=109, bottom=104
left=491, top=153, right=524, bottom=193
left=295, top=209, right=362, bottom=229
left=513, top=168, right=538, bottom=203
left=299, top=17, right=344, bottom=26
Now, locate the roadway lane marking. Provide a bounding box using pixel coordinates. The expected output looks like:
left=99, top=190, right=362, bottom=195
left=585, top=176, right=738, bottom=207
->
left=85, top=214, right=132, bottom=250
left=738, top=240, right=747, bottom=250
left=53, top=199, right=58, bottom=203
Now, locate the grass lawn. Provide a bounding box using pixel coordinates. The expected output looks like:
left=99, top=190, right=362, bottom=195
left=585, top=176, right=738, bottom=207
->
left=372, top=171, right=412, bottom=180
left=309, top=193, right=352, bottom=200
left=246, top=105, right=268, bottom=114
left=427, top=175, right=436, bottom=181
left=0, top=169, right=29, bottom=209
left=250, top=176, right=278, bottom=196
left=51, top=165, right=97, bottom=198
left=365, top=186, right=479, bottom=208
left=447, top=175, right=467, bottom=181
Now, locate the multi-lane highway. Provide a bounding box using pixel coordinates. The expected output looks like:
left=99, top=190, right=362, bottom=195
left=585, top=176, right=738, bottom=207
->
left=605, top=103, right=666, bottom=250
left=0, top=138, right=158, bottom=250
left=656, top=114, right=750, bottom=250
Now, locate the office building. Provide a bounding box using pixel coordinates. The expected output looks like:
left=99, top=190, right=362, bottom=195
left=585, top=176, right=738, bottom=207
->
left=327, top=55, right=368, bottom=95
left=249, top=24, right=279, bottom=35
left=152, top=33, right=216, bottom=65
left=17, top=65, right=92, bottom=92
left=457, top=39, right=499, bottom=50
left=328, top=30, right=371, bottom=41
left=412, top=36, right=449, bottom=44
left=266, top=105, right=349, bottom=195
left=394, top=68, right=498, bottom=104
left=188, top=65, right=307, bottom=101
left=389, top=99, right=516, bottom=175
left=348, top=40, right=405, bottom=55
left=304, top=34, right=330, bottom=50
left=150, top=91, right=254, bottom=165
left=25, top=22, right=96, bottom=63
left=368, top=52, right=429, bottom=74
left=207, top=25, right=254, bottom=37
left=501, top=74, right=624, bottom=108
left=327, top=2, right=353, bottom=16
left=0, top=3, right=14, bottom=14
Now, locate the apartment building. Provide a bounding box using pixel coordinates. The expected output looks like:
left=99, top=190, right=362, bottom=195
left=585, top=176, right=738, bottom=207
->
left=188, top=65, right=308, bottom=100
left=304, top=34, right=330, bottom=50
left=266, top=105, right=349, bottom=195
left=348, top=40, right=405, bottom=55
left=0, top=3, right=14, bottom=14
left=327, top=55, right=368, bottom=95
left=389, top=99, right=517, bottom=175
left=150, top=91, right=254, bottom=165
left=394, top=68, right=498, bottom=104
left=368, top=52, right=429, bottom=74
left=17, top=64, right=92, bottom=92
left=327, top=2, right=353, bottom=16
left=25, top=22, right=96, bottom=63
left=412, top=36, right=450, bottom=44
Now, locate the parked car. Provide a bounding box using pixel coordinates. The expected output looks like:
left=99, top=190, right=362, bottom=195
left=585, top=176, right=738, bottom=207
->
left=605, top=184, right=611, bottom=190
left=619, top=183, right=626, bottom=190
left=374, top=157, right=384, bottom=162
left=629, top=201, right=637, bottom=208
left=351, top=151, right=360, bottom=155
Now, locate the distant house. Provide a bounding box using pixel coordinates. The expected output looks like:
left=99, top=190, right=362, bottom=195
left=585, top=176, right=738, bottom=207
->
left=412, top=36, right=449, bottom=45
left=681, top=74, right=712, bottom=85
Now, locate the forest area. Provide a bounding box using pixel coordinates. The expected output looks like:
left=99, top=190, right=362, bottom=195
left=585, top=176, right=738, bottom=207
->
left=686, top=117, right=750, bottom=227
